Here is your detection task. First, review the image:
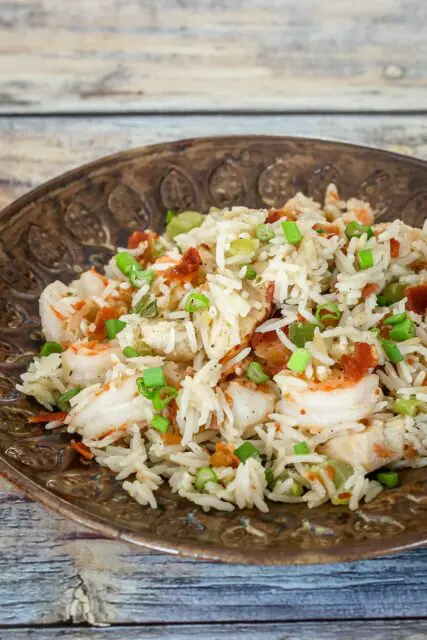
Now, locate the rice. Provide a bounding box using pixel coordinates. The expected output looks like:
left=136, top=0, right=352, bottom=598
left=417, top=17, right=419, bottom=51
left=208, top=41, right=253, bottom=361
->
left=17, top=183, right=427, bottom=514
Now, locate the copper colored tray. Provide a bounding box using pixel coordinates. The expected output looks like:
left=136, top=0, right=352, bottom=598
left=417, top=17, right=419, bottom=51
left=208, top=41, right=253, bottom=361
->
left=1, top=136, right=427, bottom=565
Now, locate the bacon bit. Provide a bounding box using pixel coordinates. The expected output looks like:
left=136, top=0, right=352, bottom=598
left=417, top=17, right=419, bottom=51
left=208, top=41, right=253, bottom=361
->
left=338, top=492, right=352, bottom=500
left=313, top=222, right=340, bottom=237
left=161, top=432, right=182, bottom=445
left=49, top=305, right=67, bottom=321
left=265, top=209, right=286, bottom=224
left=266, top=282, right=275, bottom=303
left=163, top=247, right=202, bottom=283
left=251, top=330, right=290, bottom=373
left=165, top=398, right=178, bottom=426
left=87, top=306, right=122, bottom=341
left=71, top=439, right=94, bottom=460
left=362, top=283, right=379, bottom=298
left=128, top=230, right=150, bottom=249
left=373, top=443, right=394, bottom=459
left=72, top=300, right=86, bottom=311
left=341, top=342, right=378, bottom=381
left=406, top=284, right=427, bottom=315
left=210, top=443, right=240, bottom=468
left=390, top=238, right=400, bottom=259
left=300, top=409, right=306, bottom=415
left=28, top=411, right=67, bottom=424
left=325, top=465, right=336, bottom=480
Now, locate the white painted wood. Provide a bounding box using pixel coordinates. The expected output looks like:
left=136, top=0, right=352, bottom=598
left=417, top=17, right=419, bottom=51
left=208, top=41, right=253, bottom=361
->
left=1, top=0, right=426, bottom=113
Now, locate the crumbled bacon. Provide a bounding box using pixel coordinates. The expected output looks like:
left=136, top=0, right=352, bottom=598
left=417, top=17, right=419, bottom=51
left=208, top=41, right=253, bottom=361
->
left=361, top=283, right=379, bottom=298
left=406, top=284, right=427, bottom=315
left=251, top=330, right=290, bottom=374
left=163, top=247, right=201, bottom=283
left=265, top=209, right=286, bottom=224
left=128, top=230, right=151, bottom=249
left=87, top=306, right=122, bottom=341
left=390, top=238, right=400, bottom=259
left=341, top=342, right=378, bottom=381
left=266, top=282, right=275, bottom=303
left=313, top=222, right=340, bottom=238
left=210, top=442, right=240, bottom=468
left=128, top=230, right=159, bottom=265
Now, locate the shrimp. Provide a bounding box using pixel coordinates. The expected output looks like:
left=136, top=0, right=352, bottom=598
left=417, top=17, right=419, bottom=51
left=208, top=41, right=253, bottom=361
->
left=39, top=281, right=87, bottom=345
left=225, top=378, right=276, bottom=431
left=62, top=342, right=122, bottom=386
left=275, top=373, right=380, bottom=429
left=139, top=320, right=194, bottom=362
left=320, top=419, right=405, bottom=472
left=66, top=374, right=153, bottom=443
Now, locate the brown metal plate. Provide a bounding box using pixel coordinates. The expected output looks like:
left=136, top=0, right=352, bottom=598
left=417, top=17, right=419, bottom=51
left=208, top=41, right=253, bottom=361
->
left=1, top=135, right=427, bottom=565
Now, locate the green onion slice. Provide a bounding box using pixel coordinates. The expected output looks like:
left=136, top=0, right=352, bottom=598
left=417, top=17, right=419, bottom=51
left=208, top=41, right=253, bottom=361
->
left=287, top=348, right=311, bottom=373
left=185, top=292, right=210, bottom=313
left=143, top=366, right=165, bottom=389
left=166, top=210, right=178, bottom=224
left=152, top=386, right=178, bottom=411
left=241, top=264, right=257, bottom=280
left=150, top=414, right=170, bottom=433
left=389, top=317, right=416, bottom=342
left=229, top=238, right=256, bottom=257
left=383, top=312, right=407, bottom=326
left=57, top=387, right=81, bottom=412
left=194, top=467, right=218, bottom=492
left=376, top=471, right=399, bottom=489
left=246, top=362, right=270, bottom=384
left=128, top=266, right=154, bottom=289
left=293, top=441, right=310, bottom=455
left=357, top=248, right=374, bottom=270
left=255, top=223, right=274, bottom=242
left=281, top=220, right=303, bottom=245
left=166, top=211, right=204, bottom=239
left=105, top=319, right=126, bottom=339
left=289, top=322, right=317, bottom=347
left=40, top=341, right=64, bottom=358
left=132, top=294, right=159, bottom=318
left=235, top=442, right=260, bottom=462
left=393, top=398, right=418, bottom=417
left=115, top=252, right=140, bottom=276
left=136, top=377, right=156, bottom=400
left=315, top=302, right=341, bottom=326
left=122, top=346, right=140, bottom=358
left=377, top=282, right=406, bottom=306
left=381, top=340, right=403, bottom=363
left=345, top=221, right=373, bottom=240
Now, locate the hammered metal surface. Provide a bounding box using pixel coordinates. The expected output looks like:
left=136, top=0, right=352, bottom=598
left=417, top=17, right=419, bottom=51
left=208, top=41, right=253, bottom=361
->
left=1, top=136, right=427, bottom=564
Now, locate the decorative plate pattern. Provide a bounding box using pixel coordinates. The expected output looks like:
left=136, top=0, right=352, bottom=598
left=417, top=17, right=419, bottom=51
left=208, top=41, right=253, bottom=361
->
left=1, top=136, right=427, bottom=565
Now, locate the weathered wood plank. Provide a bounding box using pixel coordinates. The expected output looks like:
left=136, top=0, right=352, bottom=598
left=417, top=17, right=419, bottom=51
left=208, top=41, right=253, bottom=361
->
left=2, top=114, right=427, bottom=209
left=1, top=474, right=427, bottom=626
left=6, top=620, right=427, bottom=639
left=1, top=0, right=427, bottom=113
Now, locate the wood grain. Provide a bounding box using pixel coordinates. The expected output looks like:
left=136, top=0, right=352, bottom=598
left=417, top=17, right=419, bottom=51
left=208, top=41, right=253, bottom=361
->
left=6, top=620, right=427, bottom=639
left=2, top=114, right=427, bottom=209
left=1, top=473, right=427, bottom=627
left=1, top=0, right=427, bottom=113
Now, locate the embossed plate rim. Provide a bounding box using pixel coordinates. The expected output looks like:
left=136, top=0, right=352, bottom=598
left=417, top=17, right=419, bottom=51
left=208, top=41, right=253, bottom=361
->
left=2, top=135, right=427, bottom=564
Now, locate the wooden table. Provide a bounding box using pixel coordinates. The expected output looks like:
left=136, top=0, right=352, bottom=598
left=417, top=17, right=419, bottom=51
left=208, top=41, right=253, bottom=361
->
left=2, top=1, right=427, bottom=637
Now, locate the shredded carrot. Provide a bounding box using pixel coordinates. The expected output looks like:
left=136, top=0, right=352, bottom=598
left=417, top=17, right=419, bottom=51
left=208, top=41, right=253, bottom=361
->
left=338, top=492, right=352, bottom=500
left=28, top=411, right=67, bottom=424
left=72, top=300, right=86, bottom=311
left=49, top=305, right=67, bottom=321
left=390, top=238, right=400, bottom=259
left=71, top=440, right=94, bottom=460
left=355, top=208, right=373, bottom=225
left=325, top=465, right=336, bottom=480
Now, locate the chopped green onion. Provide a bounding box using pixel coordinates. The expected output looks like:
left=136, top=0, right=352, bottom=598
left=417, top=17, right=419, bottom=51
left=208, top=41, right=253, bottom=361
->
left=376, top=471, right=399, bottom=489
left=241, top=264, right=257, bottom=280
left=389, top=317, right=416, bottom=342
left=321, top=459, right=353, bottom=489
left=185, top=292, right=210, bottom=312
left=315, top=228, right=324, bottom=234
left=105, top=319, right=126, bottom=339
left=152, top=386, right=178, bottom=411
left=370, top=327, right=381, bottom=337
left=377, top=282, right=406, bottom=306
left=289, top=322, right=317, bottom=347
left=357, top=248, right=374, bottom=270
left=281, top=220, right=303, bottom=245
left=381, top=340, right=403, bottom=363
left=289, top=481, right=303, bottom=497
left=228, top=238, right=256, bottom=257
left=255, top=223, right=274, bottom=242
left=143, top=367, right=165, bottom=389
left=246, top=361, right=270, bottom=384
left=393, top=398, right=418, bottom=417
left=150, top=414, right=170, bottom=433
left=345, top=221, right=373, bottom=240
left=40, top=341, right=64, bottom=357
left=56, top=387, right=81, bottom=412
left=132, top=294, right=159, bottom=318
left=235, top=442, right=260, bottom=462
left=166, top=211, right=204, bottom=239
left=136, top=377, right=156, bottom=400
left=315, top=302, right=341, bottom=326
left=383, top=312, right=407, bottom=326
left=194, top=467, right=218, bottom=492
left=115, top=252, right=141, bottom=276
left=166, top=210, right=178, bottom=224
left=287, top=348, right=311, bottom=373
left=122, top=346, right=140, bottom=358
left=128, top=267, right=154, bottom=289
left=331, top=493, right=352, bottom=506
left=293, top=441, right=310, bottom=455
left=265, top=467, right=276, bottom=488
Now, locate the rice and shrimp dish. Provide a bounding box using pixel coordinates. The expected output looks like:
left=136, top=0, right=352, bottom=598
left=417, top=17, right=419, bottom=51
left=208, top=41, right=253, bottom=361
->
left=18, top=184, right=427, bottom=513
